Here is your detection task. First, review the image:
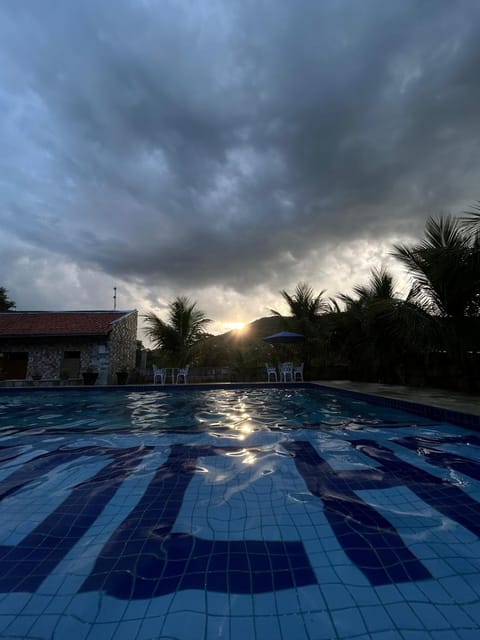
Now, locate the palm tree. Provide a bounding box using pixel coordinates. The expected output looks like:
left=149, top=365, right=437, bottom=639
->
left=392, top=215, right=480, bottom=319
left=460, top=201, right=480, bottom=235
left=270, top=282, right=330, bottom=372
left=392, top=215, right=480, bottom=389
left=331, top=268, right=434, bottom=383
left=271, top=282, right=329, bottom=332
left=460, top=203, right=480, bottom=309
left=143, top=296, right=211, bottom=366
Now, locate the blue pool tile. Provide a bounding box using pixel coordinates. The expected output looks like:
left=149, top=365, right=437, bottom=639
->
left=324, top=583, right=356, bottom=610
left=352, top=438, right=480, bottom=543
left=389, top=633, right=433, bottom=640
left=169, top=590, right=205, bottom=614
left=438, top=604, right=478, bottom=629
left=86, top=621, right=119, bottom=640
left=269, top=550, right=292, bottom=572
left=64, top=595, right=99, bottom=625
left=460, top=603, right=480, bottom=626
left=385, top=602, right=424, bottom=631
left=327, top=549, right=351, bottom=566
left=205, top=614, right=229, bottom=639
left=294, top=566, right=318, bottom=588
left=110, top=619, right=142, bottom=639
left=330, top=606, right=367, bottom=637
left=228, top=570, right=251, bottom=593
left=20, top=593, right=53, bottom=617
left=368, top=634, right=409, bottom=640
left=395, top=581, right=430, bottom=604
left=374, top=584, right=402, bottom=604
left=333, top=563, right=368, bottom=587
left=160, top=611, right=206, bottom=640
left=260, top=525, right=281, bottom=538
left=206, top=591, right=230, bottom=617
left=208, top=550, right=228, bottom=572
left=42, top=594, right=73, bottom=617
left=3, top=388, right=480, bottom=638
left=460, top=571, right=480, bottom=595
left=229, top=552, right=249, bottom=571
left=254, top=614, right=283, bottom=639
left=4, top=614, right=41, bottom=637
left=425, top=557, right=456, bottom=578
left=229, top=593, right=255, bottom=617
left=81, top=446, right=316, bottom=599
left=0, top=592, right=31, bottom=615
left=274, top=589, right=301, bottom=615
left=205, top=570, right=228, bottom=592
left=360, top=605, right=394, bottom=633
left=137, top=616, right=169, bottom=640
left=272, top=569, right=295, bottom=591
left=439, top=576, right=479, bottom=603
left=457, top=629, right=480, bottom=640
left=122, top=597, right=151, bottom=621
left=313, top=564, right=341, bottom=585
left=93, top=596, right=128, bottom=624
left=416, top=580, right=454, bottom=604
left=0, top=616, right=16, bottom=636
left=248, top=552, right=270, bottom=572
left=286, top=439, right=432, bottom=586
left=434, top=632, right=468, bottom=640
left=302, top=610, right=336, bottom=639
left=251, top=591, right=277, bottom=616
left=345, top=585, right=380, bottom=607
left=229, top=614, right=256, bottom=640
left=278, top=612, right=310, bottom=640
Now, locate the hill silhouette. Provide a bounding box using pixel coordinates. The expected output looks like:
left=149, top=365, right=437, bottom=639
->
left=195, top=315, right=286, bottom=366
left=212, top=315, right=284, bottom=344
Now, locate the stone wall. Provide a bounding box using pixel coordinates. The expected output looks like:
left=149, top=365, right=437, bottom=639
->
left=0, top=311, right=138, bottom=385
left=0, top=340, right=100, bottom=381
left=107, top=311, right=138, bottom=383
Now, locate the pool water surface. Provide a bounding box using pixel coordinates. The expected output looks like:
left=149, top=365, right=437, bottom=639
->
left=0, top=386, right=479, bottom=639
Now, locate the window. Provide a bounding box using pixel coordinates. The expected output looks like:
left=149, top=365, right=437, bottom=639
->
left=61, top=351, right=81, bottom=378
left=0, top=352, right=29, bottom=380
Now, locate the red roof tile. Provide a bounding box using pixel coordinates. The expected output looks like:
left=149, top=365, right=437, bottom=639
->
left=0, top=311, right=134, bottom=337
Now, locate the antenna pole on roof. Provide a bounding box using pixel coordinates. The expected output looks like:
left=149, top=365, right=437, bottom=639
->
left=113, top=287, right=117, bottom=311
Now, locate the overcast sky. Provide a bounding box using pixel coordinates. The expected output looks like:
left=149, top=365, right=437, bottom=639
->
left=1, top=0, right=479, bottom=336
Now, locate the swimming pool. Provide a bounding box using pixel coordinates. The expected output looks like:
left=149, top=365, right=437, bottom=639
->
left=0, top=386, right=479, bottom=639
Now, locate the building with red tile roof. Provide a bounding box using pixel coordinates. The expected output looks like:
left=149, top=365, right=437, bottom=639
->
left=0, top=310, right=137, bottom=385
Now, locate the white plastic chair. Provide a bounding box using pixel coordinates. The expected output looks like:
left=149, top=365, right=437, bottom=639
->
left=293, top=362, right=304, bottom=382
left=265, top=363, right=277, bottom=382
left=279, top=362, right=293, bottom=382
left=152, top=364, right=166, bottom=384
left=176, top=364, right=190, bottom=384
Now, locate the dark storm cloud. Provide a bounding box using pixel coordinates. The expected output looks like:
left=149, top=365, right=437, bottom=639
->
left=2, top=0, right=480, bottom=298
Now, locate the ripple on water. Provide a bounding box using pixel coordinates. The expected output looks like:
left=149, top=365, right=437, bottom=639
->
left=0, top=387, right=437, bottom=437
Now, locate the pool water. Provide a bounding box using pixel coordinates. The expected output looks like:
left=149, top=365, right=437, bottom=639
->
left=0, top=387, right=479, bottom=639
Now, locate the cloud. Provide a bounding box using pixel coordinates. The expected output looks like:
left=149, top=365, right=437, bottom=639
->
left=1, top=0, right=480, bottom=330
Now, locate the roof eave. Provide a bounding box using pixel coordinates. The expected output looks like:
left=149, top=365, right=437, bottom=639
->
left=0, top=332, right=110, bottom=339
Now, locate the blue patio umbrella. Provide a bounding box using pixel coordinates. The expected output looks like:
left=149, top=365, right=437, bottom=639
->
left=262, top=331, right=305, bottom=344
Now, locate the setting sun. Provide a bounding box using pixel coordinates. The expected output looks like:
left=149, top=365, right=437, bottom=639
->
left=224, top=321, right=247, bottom=332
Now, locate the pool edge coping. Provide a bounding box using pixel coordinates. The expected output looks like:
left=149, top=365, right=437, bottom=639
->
left=311, top=381, right=480, bottom=430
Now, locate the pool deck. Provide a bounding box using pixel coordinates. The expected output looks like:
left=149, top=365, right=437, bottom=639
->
left=316, top=379, right=480, bottom=416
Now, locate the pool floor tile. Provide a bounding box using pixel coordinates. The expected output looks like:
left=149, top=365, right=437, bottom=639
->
left=85, top=620, right=119, bottom=640
left=360, top=604, right=394, bottom=633
left=330, top=606, right=367, bottom=637
left=228, top=615, right=256, bottom=640
left=384, top=602, right=424, bottom=631
left=2, top=388, right=480, bottom=638
left=278, top=612, right=310, bottom=640
left=160, top=611, right=206, bottom=640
